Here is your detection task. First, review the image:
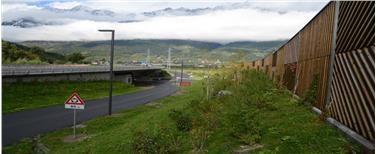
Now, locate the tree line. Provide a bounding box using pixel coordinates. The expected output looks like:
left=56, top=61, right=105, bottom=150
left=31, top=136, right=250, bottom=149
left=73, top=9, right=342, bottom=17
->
left=2, top=41, right=86, bottom=64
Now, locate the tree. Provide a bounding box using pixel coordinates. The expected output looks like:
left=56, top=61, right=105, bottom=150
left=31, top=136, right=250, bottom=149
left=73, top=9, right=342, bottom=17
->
left=30, top=46, right=45, bottom=55
left=67, top=53, right=85, bottom=64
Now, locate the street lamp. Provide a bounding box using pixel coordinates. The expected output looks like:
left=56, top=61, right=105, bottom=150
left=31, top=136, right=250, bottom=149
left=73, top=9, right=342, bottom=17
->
left=180, top=58, right=184, bottom=86
left=98, top=29, right=115, bottom=116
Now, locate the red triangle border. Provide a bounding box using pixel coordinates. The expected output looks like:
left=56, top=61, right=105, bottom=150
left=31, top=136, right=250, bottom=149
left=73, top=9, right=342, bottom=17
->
left=64, top=92, right=85, bottom=105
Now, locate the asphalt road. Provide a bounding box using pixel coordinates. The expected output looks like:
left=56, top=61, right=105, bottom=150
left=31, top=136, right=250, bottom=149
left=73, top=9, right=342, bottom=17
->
left=3, top=80, right=178, bottom=146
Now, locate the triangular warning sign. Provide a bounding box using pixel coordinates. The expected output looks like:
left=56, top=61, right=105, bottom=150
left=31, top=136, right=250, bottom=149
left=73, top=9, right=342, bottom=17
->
left=65, top=92, right=85, bottom=105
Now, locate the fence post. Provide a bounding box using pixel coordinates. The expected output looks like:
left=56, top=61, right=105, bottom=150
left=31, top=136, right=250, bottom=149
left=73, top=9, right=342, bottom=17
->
left=325, top=1, right=340, bottom=110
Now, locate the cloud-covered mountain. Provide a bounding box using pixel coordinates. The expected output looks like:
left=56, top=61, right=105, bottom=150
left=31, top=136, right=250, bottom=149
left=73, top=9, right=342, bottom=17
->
left=2, top=1, right=322, bottom=28
left=2, top=1, right=327, bottom=42
left=2, top=4, right=119, bottom=26
left=140, top=2, right=300, bottom=18
left=44, top=5, right=115, bottom=17
left=2, top=17, right=60, bottom=28
left=2, top=4, right=219, bottom=27
left=142, top=7, right=209, bottom=17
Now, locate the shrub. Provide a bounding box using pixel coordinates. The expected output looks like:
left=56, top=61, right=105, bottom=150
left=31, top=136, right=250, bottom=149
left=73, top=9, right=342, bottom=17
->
left=67, top=53, right=85, bottom=64
left=302, top=74, right=319, bottom=105
left=176, top=115, right=192, bottom=132
left=239, top=133, right=261, bottom=145
left=131, top=126, right=184, bottom=154
left=190, top=127, right=211, bottom=153
left=158, top=126, right=182, bottom=153
left=222, top=99, right=262, bottom=145
left=132, top=131, right=163, bottom=154
left=168, top=109, right=192, bottom=132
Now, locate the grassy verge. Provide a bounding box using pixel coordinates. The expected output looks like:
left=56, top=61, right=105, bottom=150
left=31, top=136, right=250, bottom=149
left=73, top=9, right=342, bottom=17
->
left=3, top=80, right=141, bottom=113
left=3, top=69, right=361, bottom=153
left=3, top=81, right=201, bottom=154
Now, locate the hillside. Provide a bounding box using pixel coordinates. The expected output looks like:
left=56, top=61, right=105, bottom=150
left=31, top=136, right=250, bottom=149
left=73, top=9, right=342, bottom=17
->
left=2, top=41, right=66, bottom=64
left=20, top=39, right=286, bottom=64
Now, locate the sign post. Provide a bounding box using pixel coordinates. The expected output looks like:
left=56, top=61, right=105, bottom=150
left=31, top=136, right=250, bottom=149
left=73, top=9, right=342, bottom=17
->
left=64, top=92, right=85, bottom=138
left=73, top=109, right=76, bottom=138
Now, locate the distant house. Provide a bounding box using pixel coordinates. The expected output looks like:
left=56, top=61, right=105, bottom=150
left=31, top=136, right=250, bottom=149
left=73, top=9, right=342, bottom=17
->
left=215, top=59, right=222, bottom=65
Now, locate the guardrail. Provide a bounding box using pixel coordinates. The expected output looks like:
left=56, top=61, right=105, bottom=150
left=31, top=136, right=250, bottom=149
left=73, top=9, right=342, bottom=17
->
left=2, top=65, right=165, bottom=76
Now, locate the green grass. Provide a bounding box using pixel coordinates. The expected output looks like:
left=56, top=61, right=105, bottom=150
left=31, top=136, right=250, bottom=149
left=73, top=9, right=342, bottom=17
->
left=3, top=81, right=201, bottom=154
left=3, top=80, right=141, bottom=113
left=3, top=69, right=362, bottom=153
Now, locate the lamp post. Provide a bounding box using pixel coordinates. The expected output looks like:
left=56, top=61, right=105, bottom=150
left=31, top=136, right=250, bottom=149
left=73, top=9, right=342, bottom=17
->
left=98, top=29, right=115, bottom=116
left=180, top=58, right=184, bottom=86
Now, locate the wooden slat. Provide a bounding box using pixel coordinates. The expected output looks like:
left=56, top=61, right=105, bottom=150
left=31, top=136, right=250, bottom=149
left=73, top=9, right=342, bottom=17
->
left=337, top=1, right=375, bottom=53
left=352, top=5, right=374, bottom=49
left=332, top=50, right=374, bottom=141
left=341, top=52, right=374, bottom=140
left=330, top=71, right=348, bottom=127
left=343, top=2, right=371, bottom=51
left=350, top=49, right=375, bottom=111
left=333, top=54, right=364, bottom=135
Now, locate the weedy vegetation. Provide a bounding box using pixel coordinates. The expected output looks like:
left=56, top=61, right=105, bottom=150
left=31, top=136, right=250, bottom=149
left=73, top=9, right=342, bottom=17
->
left=3, top=80, right=140, bottom=113
left=3, top=67, right=361, bottom=154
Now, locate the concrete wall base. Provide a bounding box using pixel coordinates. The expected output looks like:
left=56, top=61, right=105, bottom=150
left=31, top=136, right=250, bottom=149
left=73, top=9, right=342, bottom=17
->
left=3, top=72, right=133, bottom=84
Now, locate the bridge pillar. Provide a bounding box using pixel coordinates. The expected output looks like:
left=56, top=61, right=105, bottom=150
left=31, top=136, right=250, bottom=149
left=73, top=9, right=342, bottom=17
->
left=114, top=74, right=133, bottom=84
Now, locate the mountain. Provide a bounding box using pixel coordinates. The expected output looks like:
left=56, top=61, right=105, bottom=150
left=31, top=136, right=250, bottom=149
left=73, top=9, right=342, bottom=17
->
left=2, top=5, right=117, bottom=28
left=142, top=7, right=209, bottom=17
left=219, top=40, right=287, bottom=51
left=1, top=17, right=60, bottom=28
left=44, top=5, right=115, bottom=17
left=139, top=2, right=288, bottom=18
left=19, top=39, right=286, bottom=64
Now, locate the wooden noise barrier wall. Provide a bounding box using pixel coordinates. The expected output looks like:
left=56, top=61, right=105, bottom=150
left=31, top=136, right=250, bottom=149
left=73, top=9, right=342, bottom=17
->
left=249, top=1, right=375, bottom=145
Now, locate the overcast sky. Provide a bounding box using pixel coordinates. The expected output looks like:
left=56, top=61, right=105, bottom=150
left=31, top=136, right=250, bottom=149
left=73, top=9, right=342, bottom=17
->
left=2, top=0, right=329, bottom=43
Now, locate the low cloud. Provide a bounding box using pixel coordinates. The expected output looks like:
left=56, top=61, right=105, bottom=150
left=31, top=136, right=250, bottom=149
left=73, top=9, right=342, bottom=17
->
left=48, top=1, right=82, bottom=9
left=2, top=1, right=323, bottom=43
left=3, top=8, right=316, bottom=43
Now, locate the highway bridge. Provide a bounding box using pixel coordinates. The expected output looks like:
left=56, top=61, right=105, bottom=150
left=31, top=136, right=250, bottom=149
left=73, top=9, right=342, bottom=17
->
left=2, top=65, right=164, bottom=76
left=2, top=65, right=167, bottom=83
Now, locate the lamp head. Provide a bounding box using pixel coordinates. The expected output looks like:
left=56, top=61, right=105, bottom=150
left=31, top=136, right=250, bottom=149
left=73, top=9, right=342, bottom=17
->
left=98, top=29, right=114, bottom=32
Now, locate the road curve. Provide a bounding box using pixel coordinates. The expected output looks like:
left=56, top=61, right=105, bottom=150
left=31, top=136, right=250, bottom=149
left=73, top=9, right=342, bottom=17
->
left=3, top=80, right=177, bottom=146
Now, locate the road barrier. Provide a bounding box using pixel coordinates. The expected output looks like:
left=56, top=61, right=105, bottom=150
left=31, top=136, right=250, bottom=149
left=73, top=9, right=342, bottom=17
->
left=249, top=1, right=375, bottom=148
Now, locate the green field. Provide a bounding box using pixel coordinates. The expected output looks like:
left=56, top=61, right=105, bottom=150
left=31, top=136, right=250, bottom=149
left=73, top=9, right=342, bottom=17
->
left=3, top=81, right=141, bottom=113
left=3, top=69, right=361, bottom=153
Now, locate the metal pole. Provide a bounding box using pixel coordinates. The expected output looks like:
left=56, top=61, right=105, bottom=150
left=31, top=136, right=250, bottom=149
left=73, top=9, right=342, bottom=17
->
left=175, top=67, right=177, bottom=85
left=325, top=1, right=340, bottom=110
left=168, top=48, right=171, bottom=70
left=147, top=48, right=150, bottom=66
left=207, top=64, right=210, bottom=100
left=180, top=59, right=183, bottom=86
left=73, top=109, right=76, bottom=138
left=98, top=29, right=115, bottom=116
left=109, top=31, right=114, bottom=116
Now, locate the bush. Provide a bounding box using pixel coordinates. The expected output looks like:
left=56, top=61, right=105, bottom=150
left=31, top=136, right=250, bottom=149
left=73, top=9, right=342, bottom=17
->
left=131, top=126, right=182, bottom=154
left=239, top=133, right=261, bottom=145
left=67, top=53, right=85, bottom=64
left=190, top=126, right=211, bottom=152
left=132, top=131, right=163, bottom=154
left=302, top=74, right=319, bottom=105
left=168, top=109, right=192, bottom=132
